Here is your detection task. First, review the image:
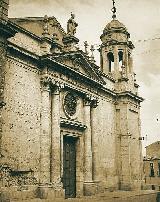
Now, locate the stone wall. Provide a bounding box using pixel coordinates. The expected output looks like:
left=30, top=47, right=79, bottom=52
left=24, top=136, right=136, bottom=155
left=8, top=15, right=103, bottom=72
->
left=1, top=56, right=41, bottom=183
left=91, top=97, right=118, bottom=191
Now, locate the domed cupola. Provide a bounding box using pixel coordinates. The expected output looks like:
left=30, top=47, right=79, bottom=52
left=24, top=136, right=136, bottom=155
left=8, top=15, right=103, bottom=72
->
left=101, top=19, right=130, bottom=45
left=100, top=0, right=134, bottom=80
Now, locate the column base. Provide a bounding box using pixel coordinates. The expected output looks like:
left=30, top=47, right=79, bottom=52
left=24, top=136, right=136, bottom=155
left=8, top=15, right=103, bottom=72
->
left=36, top=184, right=65, bottom=200
left=83, top=181, right=98, bottom=196
left=120, top=182, right=132, bottom=191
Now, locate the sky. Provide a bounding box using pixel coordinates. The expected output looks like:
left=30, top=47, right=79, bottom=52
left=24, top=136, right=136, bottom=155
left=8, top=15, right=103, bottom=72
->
left=9, top=0, right=160, bottom=154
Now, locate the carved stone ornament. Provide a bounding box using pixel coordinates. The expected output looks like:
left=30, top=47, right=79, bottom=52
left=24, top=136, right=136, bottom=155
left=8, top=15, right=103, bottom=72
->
left=64, top=93, right=78, bottom=117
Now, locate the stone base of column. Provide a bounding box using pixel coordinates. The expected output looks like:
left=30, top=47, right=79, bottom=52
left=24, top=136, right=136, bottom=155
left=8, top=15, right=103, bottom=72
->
left=83, top=181, right=98, bottom=196
left=120, top=182, right=132, bottom=191
left=36, top=184, right=65, bottom=200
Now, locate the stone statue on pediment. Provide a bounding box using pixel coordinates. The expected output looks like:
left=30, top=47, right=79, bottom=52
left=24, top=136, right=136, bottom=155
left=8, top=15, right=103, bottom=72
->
left=67, top=13, right=78, bottom=36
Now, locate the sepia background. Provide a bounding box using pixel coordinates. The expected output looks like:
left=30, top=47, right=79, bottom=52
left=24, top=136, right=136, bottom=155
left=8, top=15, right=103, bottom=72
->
left=9, top=0, right=160, bottom=154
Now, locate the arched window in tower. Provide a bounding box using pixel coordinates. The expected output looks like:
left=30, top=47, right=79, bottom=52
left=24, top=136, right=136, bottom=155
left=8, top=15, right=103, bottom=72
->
left=107, top=52, right=114, bottom=72
left=118, top=51, right=123, bottom=70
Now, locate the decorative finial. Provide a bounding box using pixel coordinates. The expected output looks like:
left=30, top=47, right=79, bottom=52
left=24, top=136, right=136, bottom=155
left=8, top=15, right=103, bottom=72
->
left=111, top=0, right=117, bottom=19
left=84, top=41, right=89, bottom=55
left=90, top=45, right=95, bottom=63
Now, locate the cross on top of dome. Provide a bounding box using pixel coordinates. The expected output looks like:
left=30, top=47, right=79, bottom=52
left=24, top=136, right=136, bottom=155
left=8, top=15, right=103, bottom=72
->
left=111, top=0, right=117, bottom=19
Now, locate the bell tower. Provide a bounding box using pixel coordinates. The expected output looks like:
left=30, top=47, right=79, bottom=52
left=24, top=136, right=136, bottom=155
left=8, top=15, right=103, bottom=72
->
left=100, top=0, right=134, bottom=84
left=100, top=1, right=144, bottom=191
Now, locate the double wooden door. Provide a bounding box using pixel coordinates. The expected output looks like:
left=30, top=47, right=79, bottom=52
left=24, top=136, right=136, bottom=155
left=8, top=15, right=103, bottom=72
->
left=63, top=136, right=76, bottom=198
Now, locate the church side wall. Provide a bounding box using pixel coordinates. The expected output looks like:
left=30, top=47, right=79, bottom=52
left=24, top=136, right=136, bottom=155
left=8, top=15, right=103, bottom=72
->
left=92, top=97, right=118, bottom=191
left=1, top=56, right=41, bottom=182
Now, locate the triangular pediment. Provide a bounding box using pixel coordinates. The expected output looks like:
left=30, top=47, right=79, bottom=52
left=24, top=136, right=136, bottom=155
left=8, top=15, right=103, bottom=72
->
left=52, top=51, right=105, bottom=84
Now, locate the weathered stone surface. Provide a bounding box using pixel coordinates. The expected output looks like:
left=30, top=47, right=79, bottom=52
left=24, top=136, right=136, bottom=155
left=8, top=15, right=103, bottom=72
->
left=0, top=1, right=144, bottom=200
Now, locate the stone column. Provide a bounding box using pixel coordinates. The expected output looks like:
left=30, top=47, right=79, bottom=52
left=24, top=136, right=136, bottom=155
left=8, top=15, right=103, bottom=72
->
left=90, top=99, right=99, bottom=190
left=128, top=55, right=133, bottom=73
left=84, top=97, right=92, bottom=182
left=40, top=77, right=51, bottom=184
left=50, top=84, right=62, bottom=187
left=83, top=96, right=97, bottom=195
left=123, top=48, right=129, bottom=75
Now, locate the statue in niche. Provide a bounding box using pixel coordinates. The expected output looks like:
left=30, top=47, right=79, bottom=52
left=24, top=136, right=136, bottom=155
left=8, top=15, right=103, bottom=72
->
left=67, top=13, right=78, bottom=36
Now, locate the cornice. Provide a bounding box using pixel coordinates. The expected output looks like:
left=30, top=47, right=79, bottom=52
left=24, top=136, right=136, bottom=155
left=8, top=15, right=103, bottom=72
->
left=60, top=118, right=87, bottom=131
left=0, top=20, right=17, bottom=39
left=40, top=55, right=104, bottom=88
left=8, top=20, right=42, bottom=42
left=117, top=91, right=144, bottom=103
left=52, top=51, right=105, bottom=85
left=7, top=41, right=40, bottom=61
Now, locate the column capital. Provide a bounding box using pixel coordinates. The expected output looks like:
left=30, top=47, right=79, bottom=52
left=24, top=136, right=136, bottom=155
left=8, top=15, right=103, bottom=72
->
left=41, top=75, right=52, bottom=92
left=41, top=74, right=64, bottom=93
left=84, top=95, right=99, bottom=108
left=51, top=82, right=65, bottom=95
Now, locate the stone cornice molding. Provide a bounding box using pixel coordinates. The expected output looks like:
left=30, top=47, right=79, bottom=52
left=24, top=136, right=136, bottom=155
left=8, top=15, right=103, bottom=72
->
left=117, top=91, right=144, bottom=103
left=7, top=41, right=40, bottom=61
left=0, top=21, right=17, bottom=39
left=60, top=118, right=87, bottom=131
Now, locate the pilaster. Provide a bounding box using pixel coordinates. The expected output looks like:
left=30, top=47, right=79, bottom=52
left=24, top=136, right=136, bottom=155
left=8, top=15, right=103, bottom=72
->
left=50, top=83, right=63, bottom=188
left=83, top=95, right=98, bottom=196
left=40, top=77, right=52, bottom=184
left=113, top=46, right=119, bottom=80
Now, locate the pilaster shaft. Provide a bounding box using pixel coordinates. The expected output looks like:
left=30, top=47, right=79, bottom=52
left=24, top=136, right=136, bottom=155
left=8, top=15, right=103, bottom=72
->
left=123, top=48, right=129, bottom=75
left=114, top=46, right=119, bottom=79
left=40, top=81, right=51, bottom=184
left=84, top=98, right=92, bottom=182
left=50, top=85, right=61, bottom=186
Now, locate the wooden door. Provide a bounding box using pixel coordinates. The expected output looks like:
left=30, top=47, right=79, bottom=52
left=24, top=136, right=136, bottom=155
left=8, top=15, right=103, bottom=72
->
left=63, top=136, right=76, bottom=198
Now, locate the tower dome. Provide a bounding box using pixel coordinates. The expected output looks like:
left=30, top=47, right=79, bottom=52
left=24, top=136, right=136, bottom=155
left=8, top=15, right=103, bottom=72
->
left=100, top=18, right=130, bottom=45
left=104, top=19, right=126, bottom=31
left=99, top=1, right=134, bottom=79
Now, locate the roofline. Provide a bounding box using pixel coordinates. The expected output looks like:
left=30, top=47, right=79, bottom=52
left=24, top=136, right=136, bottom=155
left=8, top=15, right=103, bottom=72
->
left=146, top=141, right=160, bottom=148
left=9, top=16, right=66, bottom=35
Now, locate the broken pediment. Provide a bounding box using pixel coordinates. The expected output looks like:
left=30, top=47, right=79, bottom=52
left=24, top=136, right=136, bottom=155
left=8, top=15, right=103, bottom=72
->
left=52, top=51, right=105, bottom=84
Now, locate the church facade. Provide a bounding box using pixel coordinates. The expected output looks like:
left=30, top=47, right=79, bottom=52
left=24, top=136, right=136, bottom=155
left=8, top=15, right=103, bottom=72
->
left=0, top=0, right=144, bottom=199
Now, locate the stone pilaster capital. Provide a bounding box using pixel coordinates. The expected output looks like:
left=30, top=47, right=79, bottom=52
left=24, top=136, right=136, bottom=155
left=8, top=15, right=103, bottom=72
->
left=51, top=81, right=65, bottom=95
left=41, top=74, right=65, bottom=94
left=91, top=98, right=99, bottom=108
left=84, top=95, right=99, bottom=107
left=40, top=74, right=52, bottom=92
